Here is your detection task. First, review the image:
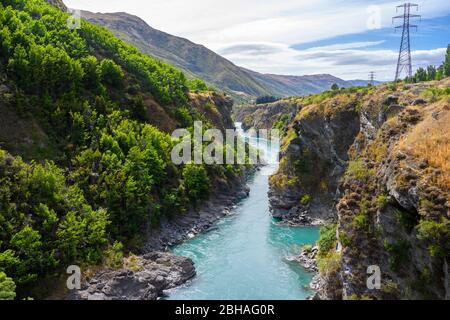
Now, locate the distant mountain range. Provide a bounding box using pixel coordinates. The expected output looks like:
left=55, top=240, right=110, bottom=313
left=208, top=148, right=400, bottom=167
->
left=80, top=10, right=380, bottom=99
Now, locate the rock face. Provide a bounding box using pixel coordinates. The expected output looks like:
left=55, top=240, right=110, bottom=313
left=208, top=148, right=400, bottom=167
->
left=296, top=246, right=319, bottom=273
left=45, top=0, right=67, bottom=11
left=271, top=79, right=450, bottom=299
left=269, top=94, right=361, bottom=223
left=68, top=252, right=195, bottom=300
left=234, top=100, right=300, bottom=132
left=333, top=86, right=450, bottom=299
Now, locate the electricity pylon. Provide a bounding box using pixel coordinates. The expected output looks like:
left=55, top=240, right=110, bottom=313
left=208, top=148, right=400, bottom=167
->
left=369, top=71, right=375, bottom=85
left=393, top=3, right=421, bottom=81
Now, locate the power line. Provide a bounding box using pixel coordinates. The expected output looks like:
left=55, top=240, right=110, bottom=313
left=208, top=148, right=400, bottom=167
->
left=369, top=71, right=375, bottom=85
left=393, top=3, right=421, bottom=81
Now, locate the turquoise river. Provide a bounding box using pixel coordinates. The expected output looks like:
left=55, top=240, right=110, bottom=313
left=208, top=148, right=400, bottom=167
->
left=167, top=125, right=320, bottom=300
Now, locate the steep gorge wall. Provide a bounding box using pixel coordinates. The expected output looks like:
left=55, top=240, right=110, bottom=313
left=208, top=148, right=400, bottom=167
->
left=234, top=100, right=300, bottom=132
left=333, top=81, right=450, bottom=300
left=269, top=80, right=450, bottom=299
left=269, top=94, right=361, bottom=223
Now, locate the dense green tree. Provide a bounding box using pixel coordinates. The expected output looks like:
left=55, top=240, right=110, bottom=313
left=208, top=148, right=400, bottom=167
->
left=331, top=83, right=339, bottom=91
left=187, top=79, right=209, bottom=92
left=443, top=45, right=450, bottom=77
left=80, top=55, right=100, bottom=89
left=255, top=95, right=279, bottom=105
left=0, top=272, right=16, bottom=300
left=414, top=67, right=428, bottom=82
left=436, top=66, right=444, bottom=81
left=0, top=149, right=109, bottom=286
left=182, top=164, right=210, bottom=204
left=97, top=59, right=124, bottom=87
left=426, top=65, right=437, bottom=81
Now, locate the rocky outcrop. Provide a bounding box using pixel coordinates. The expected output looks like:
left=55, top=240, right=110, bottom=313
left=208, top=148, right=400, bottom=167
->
left=272, top=79, right=450, bottom=299
left=233, top=100, right=300, bottom=132
left=334, top=85, right=450, bottom=299
left=45, top=0, right=67, bottom=11
left=68, top=252, right=195, bottom=300
left=189, top=91, right=235, bottom=133
left=269, top=94, right=361, bottom=224
left=296, top=246, right=319, bottom=273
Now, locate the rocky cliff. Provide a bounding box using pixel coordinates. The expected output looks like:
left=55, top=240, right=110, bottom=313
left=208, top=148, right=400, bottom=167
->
left=68, top=252, right=195, bottom=300
left=45, top=0, right=67, bottom=11
left=234, top=99, right=300, bottom=132
left=269, top=80, right=450, bottom=299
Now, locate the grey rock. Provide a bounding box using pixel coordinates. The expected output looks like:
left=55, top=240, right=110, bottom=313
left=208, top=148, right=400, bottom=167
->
left=68, top=252, right=195, bottom=300
left=412, top=98, right=427, bottom=105
left=384, top=95, right=399, bottom=106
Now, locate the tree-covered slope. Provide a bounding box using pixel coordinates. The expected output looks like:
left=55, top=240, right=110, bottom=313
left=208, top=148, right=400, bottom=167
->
left=0, top=0, right=243, bottom=298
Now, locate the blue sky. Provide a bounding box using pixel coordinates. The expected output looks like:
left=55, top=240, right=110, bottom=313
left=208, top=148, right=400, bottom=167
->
left=293, top=15, right=450, bottom=51
left=65, top=0, right=450, bottom=80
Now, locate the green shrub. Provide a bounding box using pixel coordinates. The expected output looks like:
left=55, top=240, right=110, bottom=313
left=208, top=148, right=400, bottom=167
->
left=420, top=87, right=450, bottom=102
left=352, top=214, right=368, bottom=230
left=0, top=272, right=16, bottom=300
left=187, top=79, right=209, bottom=92
left=97, top=59, right=124, bottom=87
left=174, top=106, right=194, bottom=127
left=384, top=240, right=410, bottom=271
left=300, top=194, right=312, bottom=205
left=339, top=231, right=353, bottom=247
left=345, top=160, right=374, bottom=181
left=417, top=217, right=450, bottom=258
left=376, top=194, right=388, bottom=210
left=317, top=251, right=341, bottom=274
left=104, top=241, right=124, bottom=269
left=182, top=164, right=210, bottom=204
left=302, top=244, right=313, bottom=253
left=318, top=224, right=337, bottom=257
left=387, top=82, right=398, bottom=91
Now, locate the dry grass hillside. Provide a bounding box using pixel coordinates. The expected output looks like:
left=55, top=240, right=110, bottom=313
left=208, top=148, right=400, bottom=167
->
left=399, top=100, right=450, bottom=190
left=266, top=78, right=450, bottom=299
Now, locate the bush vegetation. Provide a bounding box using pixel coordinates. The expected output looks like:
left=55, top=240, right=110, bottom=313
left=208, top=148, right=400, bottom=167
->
left=255, top=95, right=280, bottom=105
left=402, top=45, right=449, bottom=83
left=317, top=223, right=337, bottom=258
left=0, top=0, right=225, bottom=298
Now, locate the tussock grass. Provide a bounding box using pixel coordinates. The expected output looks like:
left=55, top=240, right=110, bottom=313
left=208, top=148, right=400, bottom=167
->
left=399, top=102, right=450, bottom=190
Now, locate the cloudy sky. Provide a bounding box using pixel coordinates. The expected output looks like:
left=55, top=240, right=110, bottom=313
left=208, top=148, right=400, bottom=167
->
left=64, top=0, right=450, bottom=80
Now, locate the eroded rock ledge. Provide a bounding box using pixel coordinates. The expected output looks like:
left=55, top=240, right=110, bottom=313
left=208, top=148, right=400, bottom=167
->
left=68, top=252, right=195, bottom=300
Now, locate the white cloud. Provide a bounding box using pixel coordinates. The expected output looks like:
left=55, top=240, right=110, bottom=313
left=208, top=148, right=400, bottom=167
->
left=64, top=0, right=450, bottom=79
left=220, top=42, right=447, bottom=80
